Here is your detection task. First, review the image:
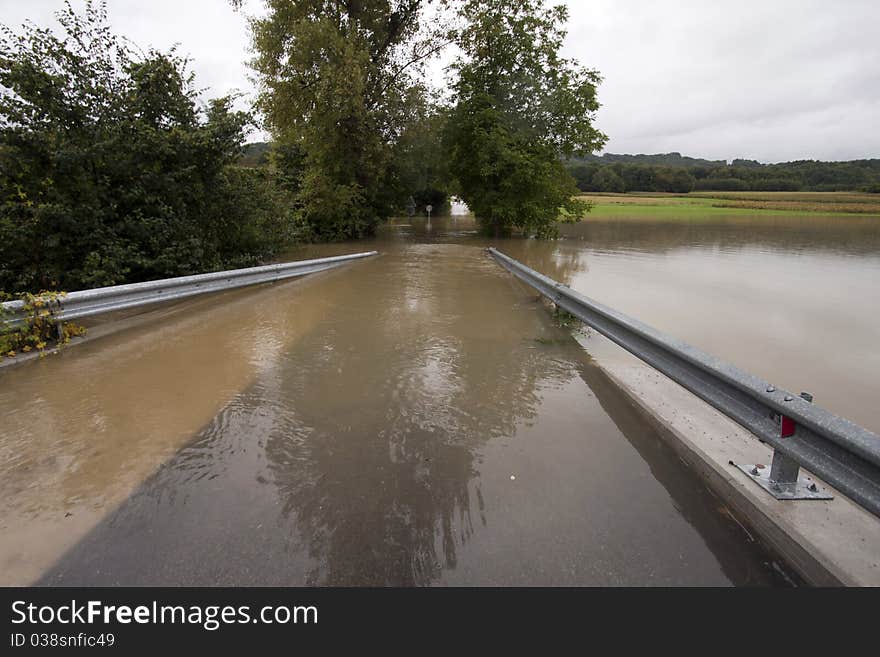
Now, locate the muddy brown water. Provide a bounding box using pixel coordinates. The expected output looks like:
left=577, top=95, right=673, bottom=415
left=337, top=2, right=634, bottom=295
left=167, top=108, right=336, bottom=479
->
left=4, top=212, right=876, bottom=586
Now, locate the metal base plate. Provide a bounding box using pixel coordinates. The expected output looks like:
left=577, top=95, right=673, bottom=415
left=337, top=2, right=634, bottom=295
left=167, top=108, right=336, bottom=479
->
left=736, top=464, right=833, bottom=501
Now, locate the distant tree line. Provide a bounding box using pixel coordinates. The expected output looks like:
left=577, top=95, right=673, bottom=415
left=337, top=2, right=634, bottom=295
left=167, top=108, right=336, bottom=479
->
left=567, top=153, right=880, bottom=194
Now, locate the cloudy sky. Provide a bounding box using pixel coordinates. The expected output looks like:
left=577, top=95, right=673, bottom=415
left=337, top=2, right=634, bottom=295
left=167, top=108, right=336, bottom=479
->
left=2, top=0, right=878, bottom=162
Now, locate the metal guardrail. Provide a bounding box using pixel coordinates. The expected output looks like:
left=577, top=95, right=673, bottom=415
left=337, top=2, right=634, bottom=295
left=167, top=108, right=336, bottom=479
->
left=488, top=247, right=880, bottom=519
left=1, top=251, right=378, bottom=328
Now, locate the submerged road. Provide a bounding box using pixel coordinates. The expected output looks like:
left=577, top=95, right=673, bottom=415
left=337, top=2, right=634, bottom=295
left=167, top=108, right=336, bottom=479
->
left=2, top=219, right=796, bottom=585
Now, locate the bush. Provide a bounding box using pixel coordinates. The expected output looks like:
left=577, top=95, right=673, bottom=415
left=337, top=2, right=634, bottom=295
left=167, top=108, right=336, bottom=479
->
left=693, top=178, right=749, bottom=191
left=0, top=291, right=86, bottom=358
left=0, top=2, right=298, bottom=293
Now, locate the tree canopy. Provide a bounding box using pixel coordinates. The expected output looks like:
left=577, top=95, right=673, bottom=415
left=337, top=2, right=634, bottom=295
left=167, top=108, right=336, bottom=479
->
left=444, top=0, right=606, bottom=236
left=249, top=0, right=448, bottom=239
left=0, top=1, right=296, bottom=293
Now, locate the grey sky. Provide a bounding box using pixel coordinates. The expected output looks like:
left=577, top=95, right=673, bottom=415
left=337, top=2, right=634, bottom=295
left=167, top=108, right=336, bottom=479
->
left=2, top=0, right=878, bottom=162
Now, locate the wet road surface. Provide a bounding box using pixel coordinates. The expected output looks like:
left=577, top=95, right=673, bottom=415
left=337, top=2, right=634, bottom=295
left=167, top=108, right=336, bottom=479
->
left=0, top=218, right=801, bottom=585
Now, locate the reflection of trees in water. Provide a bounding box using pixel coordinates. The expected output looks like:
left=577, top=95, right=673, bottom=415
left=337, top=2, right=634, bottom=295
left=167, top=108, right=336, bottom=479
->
left=383, top=213, right=880, bottom=260
left=501, top=238, right=590, bottom=286
left=382, top=217, right=592, bottom=286
left=263, top=244, right=573, bottom=585
left=35, top=241, right=583, bottom=586
left=267, top=420, right=477, bottom=585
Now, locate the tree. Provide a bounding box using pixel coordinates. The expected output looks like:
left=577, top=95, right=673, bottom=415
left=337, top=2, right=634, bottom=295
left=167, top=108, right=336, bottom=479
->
left=444, top=0, right=606, bottom=236
left=655, top=167, right=695, bottom=193
left=0, top=1, right=292, bottom=292
left=248, top=0, right=448, bottom=240
left=591, top=168, right=624, bottom=193
left=568, top=163, right=599, bottom=191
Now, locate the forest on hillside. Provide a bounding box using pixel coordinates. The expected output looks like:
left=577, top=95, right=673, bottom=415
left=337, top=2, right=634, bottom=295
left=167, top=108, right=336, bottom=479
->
left=565, top=153, right=880, bottom=194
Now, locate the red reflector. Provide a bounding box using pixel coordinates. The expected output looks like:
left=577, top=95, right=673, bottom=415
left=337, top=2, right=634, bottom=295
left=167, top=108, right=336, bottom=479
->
left=780, top=415, right=796, bottom=438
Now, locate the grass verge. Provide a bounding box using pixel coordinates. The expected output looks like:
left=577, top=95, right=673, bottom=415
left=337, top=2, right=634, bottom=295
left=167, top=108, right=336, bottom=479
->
left=577, top=192, right=880, bottom=218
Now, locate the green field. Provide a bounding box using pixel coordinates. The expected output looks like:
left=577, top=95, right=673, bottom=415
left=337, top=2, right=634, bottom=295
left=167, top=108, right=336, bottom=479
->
left=578, top=192, right=880, bottom=218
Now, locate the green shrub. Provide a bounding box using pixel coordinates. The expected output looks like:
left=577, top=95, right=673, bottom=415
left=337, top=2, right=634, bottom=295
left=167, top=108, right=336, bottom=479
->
left=0, top=2, right=300, bottom=294
left=694, top=178, right=749, bottom=192
left=0, top=291, right=86, bottom=358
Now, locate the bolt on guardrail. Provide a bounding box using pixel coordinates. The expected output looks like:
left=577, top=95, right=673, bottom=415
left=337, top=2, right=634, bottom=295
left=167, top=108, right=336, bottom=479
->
left=488, top=247, right=880, bottom=519
left=1, top=251, right=378, bottom=329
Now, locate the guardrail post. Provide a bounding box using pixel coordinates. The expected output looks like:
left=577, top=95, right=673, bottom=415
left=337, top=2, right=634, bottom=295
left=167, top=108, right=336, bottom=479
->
left=768, top=452, right=801, bottom=495
left=737, top=392, right=833, bottom=501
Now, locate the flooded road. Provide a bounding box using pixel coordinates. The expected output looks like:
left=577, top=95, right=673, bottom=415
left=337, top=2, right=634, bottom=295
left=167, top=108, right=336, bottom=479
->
left=532, top=214, right=880, bottom=433
left=5, top=212, right=869, bottom=586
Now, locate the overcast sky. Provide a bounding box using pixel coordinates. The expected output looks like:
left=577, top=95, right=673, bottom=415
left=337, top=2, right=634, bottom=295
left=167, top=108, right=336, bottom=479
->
left=2, top=0, right=878, bottom=162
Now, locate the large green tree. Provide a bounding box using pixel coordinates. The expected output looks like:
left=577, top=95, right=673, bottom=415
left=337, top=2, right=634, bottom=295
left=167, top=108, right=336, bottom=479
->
left=445, top=0, right=606, bottom=236
left=248, top=0, right=447, bottom=240
left=0, top=1, right=293, bottom=292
